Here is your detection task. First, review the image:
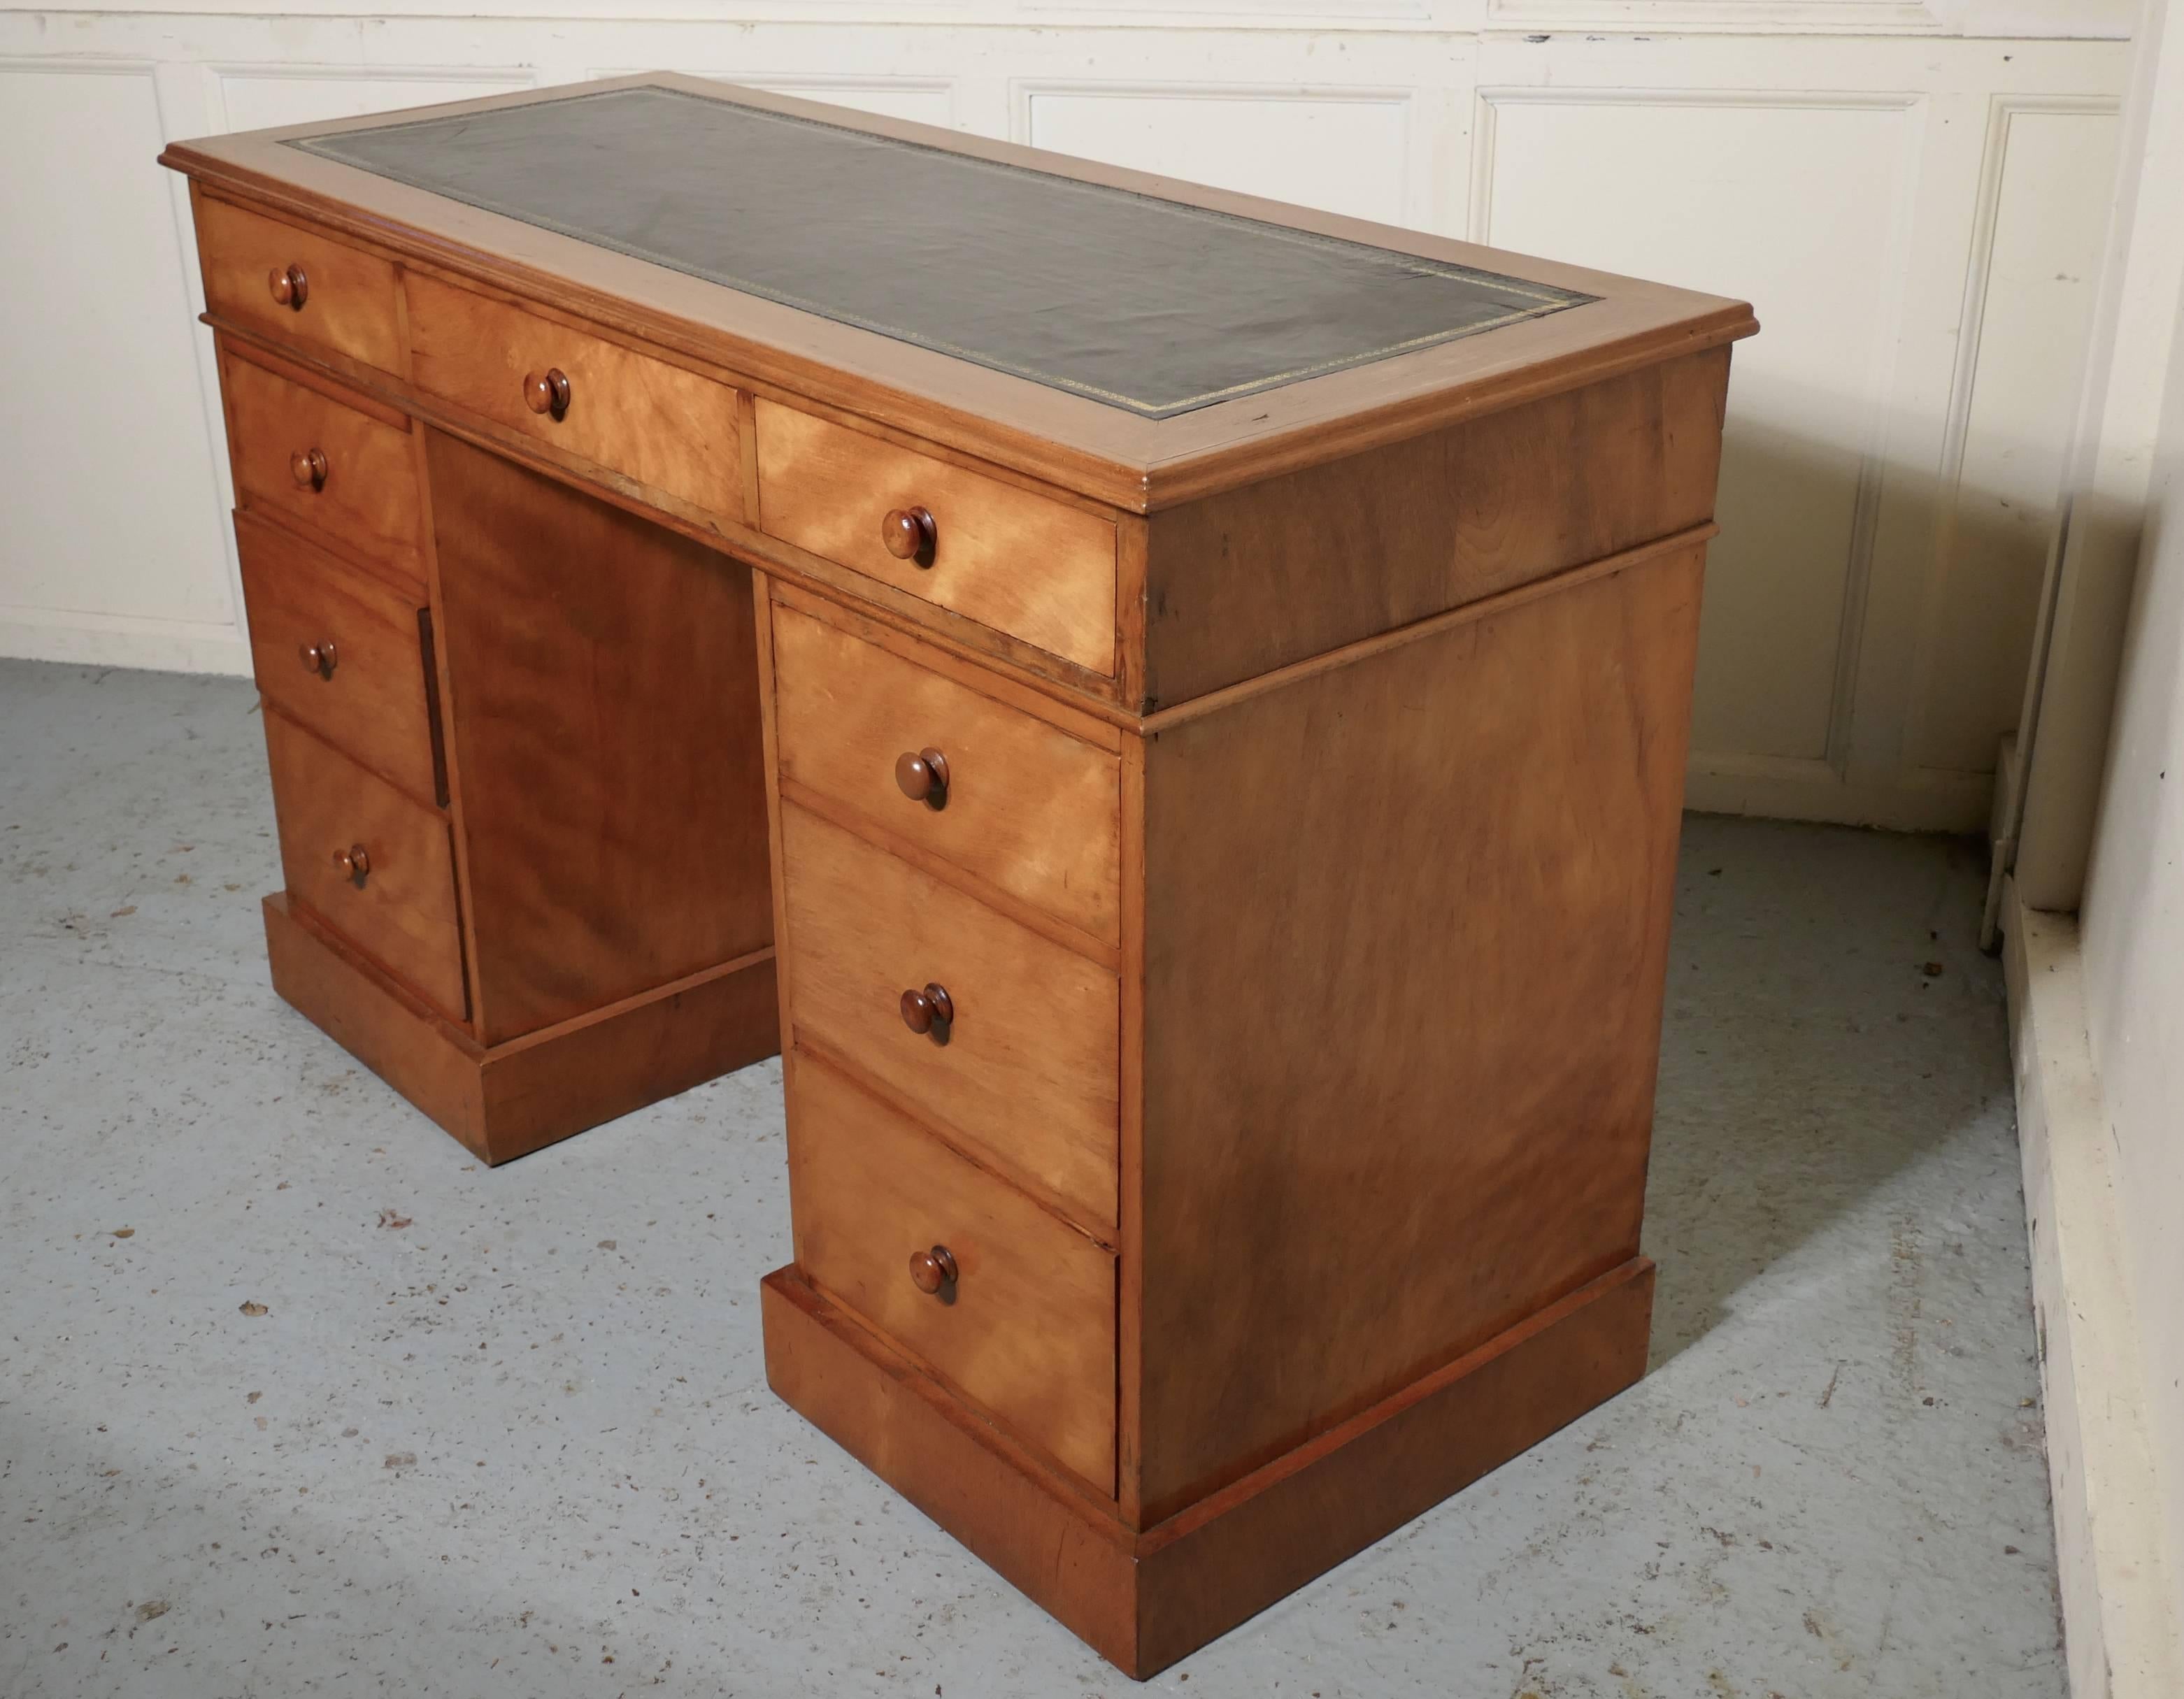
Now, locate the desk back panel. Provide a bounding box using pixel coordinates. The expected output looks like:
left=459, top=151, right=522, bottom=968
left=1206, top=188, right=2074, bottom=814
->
left=426, top=429, right=774, bottom=1045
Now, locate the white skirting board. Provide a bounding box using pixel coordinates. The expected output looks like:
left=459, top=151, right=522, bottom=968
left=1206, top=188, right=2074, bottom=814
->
left=0, top=609, right=250, bottom=678
left=2001, top=885, right=2184, bottom=1699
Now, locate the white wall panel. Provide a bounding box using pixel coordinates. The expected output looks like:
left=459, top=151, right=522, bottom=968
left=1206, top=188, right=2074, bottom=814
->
left=1023, top=86, right=1412, bottom=224
left=741, top=76, right=957, bottom=127
left=1913, top=101, right=2118, bottom=776
left=0, top=61, right=236, bottom=668
left=215, top=67, right=535, bottom=133
left=593, top=72, right=959, bottom=127
left=1478, top=91, right=1921, bottom=766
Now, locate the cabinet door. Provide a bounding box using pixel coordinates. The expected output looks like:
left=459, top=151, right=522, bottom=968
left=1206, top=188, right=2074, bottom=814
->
left=425, top=429, right=773, bottom=1044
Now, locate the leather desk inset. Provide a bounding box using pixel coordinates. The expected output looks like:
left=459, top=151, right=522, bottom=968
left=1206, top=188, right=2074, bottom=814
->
left=162, top=73, right=1756, bottom=1676
left=292, top=85, right=1592, bottom=418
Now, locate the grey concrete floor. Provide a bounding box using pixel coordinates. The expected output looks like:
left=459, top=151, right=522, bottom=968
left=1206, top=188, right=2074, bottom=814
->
left=1, top=659, right=2060, bottom=1699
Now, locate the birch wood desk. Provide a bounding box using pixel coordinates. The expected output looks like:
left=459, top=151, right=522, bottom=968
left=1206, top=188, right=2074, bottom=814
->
left=162, top=76, right=1755, bottom=1676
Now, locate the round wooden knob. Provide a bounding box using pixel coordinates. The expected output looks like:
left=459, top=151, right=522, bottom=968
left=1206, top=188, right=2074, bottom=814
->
left=899, top=982, right=955, bottom=1043
left=908, top=1245, right=958, bottom=1296
left=299, top=640, right=338, bottom=678
left=880, top=506, right=936, bottom=565
left=332, top=843, right=371, bottom=883
left=290, top=447, right=328, bottom=492
left=894, top=747, right=949, bottom=809
left=267, top=264, right=308, bottom=310
left=523, top=368, right=571, bottom=420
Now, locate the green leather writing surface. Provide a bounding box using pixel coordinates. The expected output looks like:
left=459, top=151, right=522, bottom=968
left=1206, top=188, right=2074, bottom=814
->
left=296, top=85, right=1591, bottom=419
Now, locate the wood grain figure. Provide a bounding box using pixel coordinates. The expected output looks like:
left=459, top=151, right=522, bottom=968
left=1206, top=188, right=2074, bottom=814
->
left=771, top=599, right=1122, bottom=943
left=780, top=802, right=1120, bottom=1230
left=236, top=510, right=439, bottom=803
left=408, top=270, right=748, bottom=522
left=756, top=397, right=1119, bottom=673
left=221, top=343, right=422, bottom=574
left=425, top=429, right=773, bottom=1045
left=787, top=1049, right=1118, bottom=1493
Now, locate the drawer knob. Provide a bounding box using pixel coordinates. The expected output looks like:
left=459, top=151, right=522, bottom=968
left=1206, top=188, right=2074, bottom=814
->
left=908, top=1245, right=958, bottom=1298
left=899, top=982, right=954, bottom=1045
left=894, top=747, right=949, bottom=810
left=524, top=367, right=571, bottom=422
left=333, top=843, right=371, bottom=886
left=290, top=447, right=328, bottom=492
left=267, top=263, right=308, bottom=310
left=880, top=505, right=936, bottom=566
left=299, top=640, right=338, bottom=679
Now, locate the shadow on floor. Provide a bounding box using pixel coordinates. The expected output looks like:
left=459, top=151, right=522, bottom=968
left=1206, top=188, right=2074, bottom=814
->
left=1642, top=816, right=2010, bottom=1368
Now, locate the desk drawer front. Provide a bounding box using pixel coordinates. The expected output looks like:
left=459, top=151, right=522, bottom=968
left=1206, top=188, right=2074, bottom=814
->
left=781, top=804, right=1118, bottom=1231
left=238, top=512, right=440, bottom=805
left=224, top=351, right=421, bottom=568
left=755, top=400, right=1118, bottom=675
left=772, top=604, right=1120, bottom=945
left=788, top=1049, right=1116, bottom=1493
left=264, top=709, right=466, bottom=1021
left=197, top=196, right=402, bottom=373
left=406, top=273, right=746, bottom=522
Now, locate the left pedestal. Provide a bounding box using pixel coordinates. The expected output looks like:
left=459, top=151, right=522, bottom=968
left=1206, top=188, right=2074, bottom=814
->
left=204, top=293, right=779, bottom=1160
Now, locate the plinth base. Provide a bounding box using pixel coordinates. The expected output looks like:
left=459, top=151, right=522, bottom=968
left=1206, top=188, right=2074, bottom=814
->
left=760, top=1256, right=1654, bottom=1678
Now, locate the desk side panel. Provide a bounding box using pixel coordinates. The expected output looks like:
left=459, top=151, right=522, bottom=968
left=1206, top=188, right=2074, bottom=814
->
left=1131, top=544, right=1706, bottom=1524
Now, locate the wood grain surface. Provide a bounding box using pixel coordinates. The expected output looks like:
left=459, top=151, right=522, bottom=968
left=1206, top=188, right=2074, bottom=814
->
left=408, top=270, right=747, bottom=523
left=263, top=892, right=487, bottom=1144
left=780, top=802, right=1119, bottom=1231
left=263, top=705, right=467, bottom=1021
left=787, top=1052, right=1118, bottom=1493
left=222, top=344, right=422, bottom=573
left=424, top=428, right=773, bottom=1045
left=194, top=187, right=404, bottom=374
left=237, top=510, right=438, bottom=804
left=756, top=397, right=1118, bottom=671
left=1141, top=346, right=1729, bottom=707
left=771, top=601, right=1122, bottom=944
left=1130, top=543, right=1706, bottom=1522
left=474, top=949, right=781, bottom=1164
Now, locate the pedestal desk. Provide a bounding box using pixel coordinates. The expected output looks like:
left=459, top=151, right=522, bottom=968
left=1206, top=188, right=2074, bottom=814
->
left=162, top=76, right=1755, bottom=1676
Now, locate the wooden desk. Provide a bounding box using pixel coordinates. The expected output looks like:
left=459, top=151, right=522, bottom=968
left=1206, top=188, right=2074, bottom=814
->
left=162, top=75, right=1755, bottom=1676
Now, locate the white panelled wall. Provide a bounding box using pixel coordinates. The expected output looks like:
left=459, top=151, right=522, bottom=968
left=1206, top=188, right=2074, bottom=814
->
left=0, top=6, right=2130, bottom=829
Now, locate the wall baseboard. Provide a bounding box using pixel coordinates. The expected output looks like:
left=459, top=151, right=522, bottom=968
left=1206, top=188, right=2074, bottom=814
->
left=2002, top=885, right=2184, bottom=1699
left=0, top=611, right=250, bottom=678
left=1685, top=751, right=1992, bottom=833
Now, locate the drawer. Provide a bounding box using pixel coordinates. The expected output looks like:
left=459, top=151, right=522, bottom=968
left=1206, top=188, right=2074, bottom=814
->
left=264, top=708, right=467, bottom=1021
left=196, top=195, right=402, bottom=373
left=405, top=272, right=746, bottom=522
left=781, top=804, right=1117, bottom=1230
left=237, top=512, right=440, bottom=805
left=771, top=604, right=1120, bottom=945
left=223, top=350, right=422, bottom=569
left=755, top=399, right=1118, bottom=675
left=787, top=1049, right=1116, bottom=1493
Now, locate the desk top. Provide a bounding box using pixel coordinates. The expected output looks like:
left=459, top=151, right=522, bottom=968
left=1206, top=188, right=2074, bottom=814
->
left=291, top=85, right=1590, bottom=422
left=164, top=74, right=1755, bottom=507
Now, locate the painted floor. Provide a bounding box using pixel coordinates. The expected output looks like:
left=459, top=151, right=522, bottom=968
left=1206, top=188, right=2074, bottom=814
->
left=0, top=659, right=2060, bottom=1698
